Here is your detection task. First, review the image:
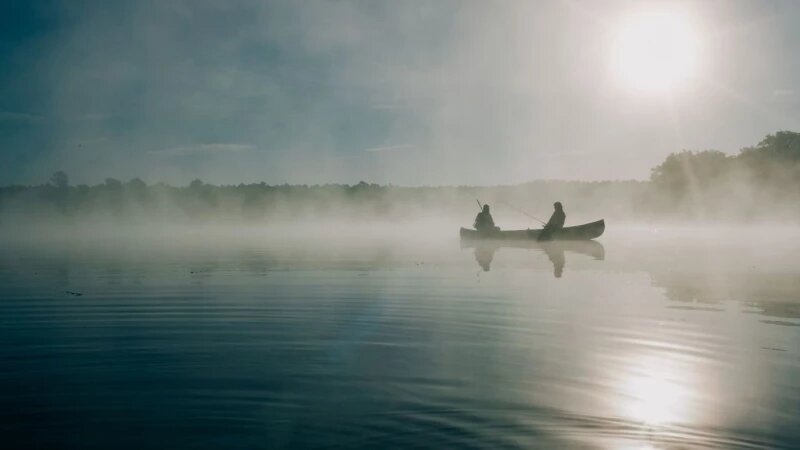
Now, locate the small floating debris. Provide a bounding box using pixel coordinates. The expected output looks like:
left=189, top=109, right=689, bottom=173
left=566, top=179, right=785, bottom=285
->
left=65, top=291, right=83, bottom=296
left=762, top=320, right=800, bottom=327
left=761, top=347, right=787, bottom=352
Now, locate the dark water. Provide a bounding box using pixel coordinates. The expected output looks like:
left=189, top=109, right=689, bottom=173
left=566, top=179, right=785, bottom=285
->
left=1, top=226, right=799, bottom=449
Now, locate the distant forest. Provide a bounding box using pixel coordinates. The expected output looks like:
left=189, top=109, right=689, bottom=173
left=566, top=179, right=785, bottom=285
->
left=1, top=131, right=799, bottom=224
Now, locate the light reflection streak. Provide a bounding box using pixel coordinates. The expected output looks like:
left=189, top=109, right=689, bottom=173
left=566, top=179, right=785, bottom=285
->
left=616, top=353, right=696, bottom=427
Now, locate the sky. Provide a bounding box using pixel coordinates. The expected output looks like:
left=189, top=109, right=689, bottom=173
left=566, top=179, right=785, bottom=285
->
left=1, top=0, right=799, bottom=186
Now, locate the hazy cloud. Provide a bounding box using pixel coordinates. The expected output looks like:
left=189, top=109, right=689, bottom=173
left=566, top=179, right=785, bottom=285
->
left=773, top=89, right=797, bottom=101
left=364, top=144, right=416, bottom=153
left=0, top=111, right=42, bottom=122
left=77, top=113, right=113, bottom=121
left=150, top=144, right=257, bottom=157
left=2, top=0, right=800, bottom=185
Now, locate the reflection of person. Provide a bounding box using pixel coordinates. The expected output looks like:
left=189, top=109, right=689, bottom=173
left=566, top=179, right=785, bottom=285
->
left=537, top=202, right=566, bottom=241
left=541, top=244, right=565, bottom=278
left=474, top=245, right=497, bottom=271
left=474, top=204, right=500, bottom=234
left=466, top=240, right=602, bottom=278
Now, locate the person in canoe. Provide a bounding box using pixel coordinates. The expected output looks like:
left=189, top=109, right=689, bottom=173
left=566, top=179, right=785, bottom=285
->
left=537, top=201, right=565, bottom=241
left=474, top=204, right=500, bottom=234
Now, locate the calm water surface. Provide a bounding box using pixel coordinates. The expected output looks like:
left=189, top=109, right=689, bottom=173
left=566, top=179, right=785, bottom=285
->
left=1, top=226, right=799, bottom=449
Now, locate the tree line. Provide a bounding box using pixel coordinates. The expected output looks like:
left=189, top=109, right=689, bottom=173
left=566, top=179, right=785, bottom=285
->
left=1, top=131, right=798, bottom=223
left=648, top=131, right=800, bottom=219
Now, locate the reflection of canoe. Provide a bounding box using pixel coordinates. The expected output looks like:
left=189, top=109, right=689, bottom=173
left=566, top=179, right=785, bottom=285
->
left=460, top=239, right=605, bottom=260
left=459, top=219, right=605, bottom=241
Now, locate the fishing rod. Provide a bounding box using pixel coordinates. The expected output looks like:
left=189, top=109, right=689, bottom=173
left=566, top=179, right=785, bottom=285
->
left=476, top=197, right=545, bottom=225
left=497, top=199, right=546, bottom=225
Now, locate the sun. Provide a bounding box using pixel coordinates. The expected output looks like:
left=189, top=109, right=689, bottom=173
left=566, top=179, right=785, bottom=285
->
left=612, top=11, right=700, bottom=93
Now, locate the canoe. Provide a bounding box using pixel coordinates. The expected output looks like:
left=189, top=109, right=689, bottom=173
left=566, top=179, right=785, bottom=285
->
left=459, top=219, right=605, bottom=241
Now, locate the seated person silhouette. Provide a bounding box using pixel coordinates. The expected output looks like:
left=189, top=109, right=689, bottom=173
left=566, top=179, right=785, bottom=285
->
left=537, top=202, right=565, bottom=241
left=474, top=204, right=500, bottom=234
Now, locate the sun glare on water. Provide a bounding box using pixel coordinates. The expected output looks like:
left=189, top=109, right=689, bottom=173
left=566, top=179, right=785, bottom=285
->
left=612, top=11, right=700, bottom=93
left=616, top=354, right=697, bottom=427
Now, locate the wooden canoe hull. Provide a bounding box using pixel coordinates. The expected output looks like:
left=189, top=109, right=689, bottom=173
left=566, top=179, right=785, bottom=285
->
left=460, top=219, right=605, bottom=241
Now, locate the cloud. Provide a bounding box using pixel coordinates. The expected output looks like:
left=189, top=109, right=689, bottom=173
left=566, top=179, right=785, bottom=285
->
left=0, top=111, right=42, bottom=122
left=5, top=1, right=800, bottom=185
left=369, top=102, right=406, bottom=111
left=773, top=89, right=797, bottom=101
left=150, top=143, right=256, bottom=157
left=363, top=144, right=416, bottom=153
left=77, top=113, right=113, bottom=121
left=66, top=137, right=111, bottom=146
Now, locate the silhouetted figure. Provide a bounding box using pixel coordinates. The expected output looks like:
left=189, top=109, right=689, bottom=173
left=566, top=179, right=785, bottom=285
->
left=474, top=204, right=500, bottom=234
left=537, top=202, right=566, bottom=241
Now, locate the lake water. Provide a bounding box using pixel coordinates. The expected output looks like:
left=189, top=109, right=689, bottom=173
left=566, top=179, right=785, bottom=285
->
left=1, top=225, right=799, bottom=449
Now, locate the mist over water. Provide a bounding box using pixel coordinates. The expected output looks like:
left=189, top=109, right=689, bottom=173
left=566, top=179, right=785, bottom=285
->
left=3, top=1, right=800, bottom=448
left=2, top=224, right=799, bottom=449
